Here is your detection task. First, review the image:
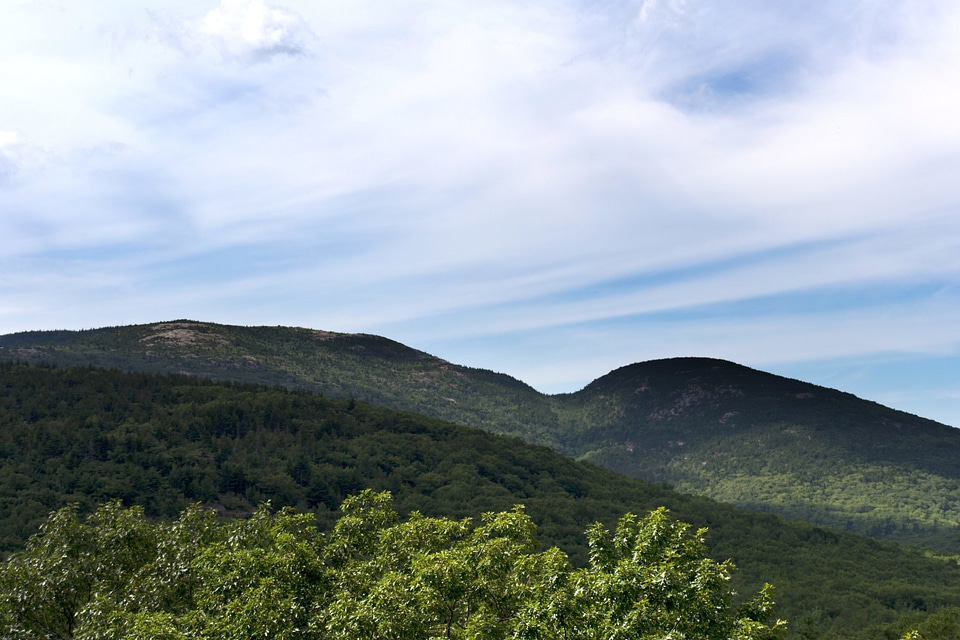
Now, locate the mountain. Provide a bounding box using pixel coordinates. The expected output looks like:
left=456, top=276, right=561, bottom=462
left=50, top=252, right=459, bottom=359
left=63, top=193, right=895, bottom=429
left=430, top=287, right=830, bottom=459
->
left=0, top=321, right=561, bottom=446
left=4, top=320, right=960, bottom=553
left=554, top=358, right=960, bottom=552
left=2, top=360, right=960, bottom=639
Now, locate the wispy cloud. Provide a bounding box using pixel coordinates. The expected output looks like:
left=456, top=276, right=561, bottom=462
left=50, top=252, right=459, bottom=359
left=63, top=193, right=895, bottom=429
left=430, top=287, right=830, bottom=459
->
left=2, top=0, right=960, bottom=424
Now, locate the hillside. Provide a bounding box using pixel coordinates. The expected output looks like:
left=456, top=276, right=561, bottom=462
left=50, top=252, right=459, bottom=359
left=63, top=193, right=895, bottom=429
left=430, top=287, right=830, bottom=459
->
left=2, top=360, right=960, bottom=639
left=5, top=320, right=960, bottom=553
left=555, top=358, right=960, bottom=551
left=0, top=321, right=562, bottom=446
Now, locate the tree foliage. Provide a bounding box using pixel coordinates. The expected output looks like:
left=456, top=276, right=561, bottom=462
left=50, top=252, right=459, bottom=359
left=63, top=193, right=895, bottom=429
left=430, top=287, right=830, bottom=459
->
left=0, top=493, right=785, bottom=640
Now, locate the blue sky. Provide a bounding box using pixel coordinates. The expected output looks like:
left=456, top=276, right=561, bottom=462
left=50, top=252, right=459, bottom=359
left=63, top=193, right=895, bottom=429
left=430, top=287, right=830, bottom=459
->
left=3, top=0, right=960, bottom=426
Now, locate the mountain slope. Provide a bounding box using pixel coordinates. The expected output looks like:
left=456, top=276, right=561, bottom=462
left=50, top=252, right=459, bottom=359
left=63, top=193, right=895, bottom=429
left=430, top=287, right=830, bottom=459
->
left=2, top=360, right=960, bottom=639
left=0, top=321, right=562, bottom=446
left=5, top=321, right=960, bottom=552
left=556, top=357, right=960, bottom=551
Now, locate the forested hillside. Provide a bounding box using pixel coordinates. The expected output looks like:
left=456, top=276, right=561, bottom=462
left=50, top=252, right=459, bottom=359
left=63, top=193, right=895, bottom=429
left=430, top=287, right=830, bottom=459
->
left=5, top=321, right=960, bottom=553
left=0, top=321, right=562, bottom=446
left=2, top=361, right=960, bottom=638
left=555, top=358, right=960, bottom=552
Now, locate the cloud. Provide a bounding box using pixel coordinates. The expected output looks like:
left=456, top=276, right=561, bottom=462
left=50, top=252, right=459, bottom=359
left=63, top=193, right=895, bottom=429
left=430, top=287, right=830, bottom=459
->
left=0, top=131, right=20, bottom=184
left=0, top=155, right=15, bottom=185
left=201, top=0, right=312, bottom=62
left=2, top=0, right=960, bottom=423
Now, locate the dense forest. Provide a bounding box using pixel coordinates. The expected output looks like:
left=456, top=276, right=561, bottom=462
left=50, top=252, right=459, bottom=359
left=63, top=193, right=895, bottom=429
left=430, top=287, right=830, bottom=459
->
left=5, top=321, right=960, bottom=553
left=2, top=361, right=960, bottom=638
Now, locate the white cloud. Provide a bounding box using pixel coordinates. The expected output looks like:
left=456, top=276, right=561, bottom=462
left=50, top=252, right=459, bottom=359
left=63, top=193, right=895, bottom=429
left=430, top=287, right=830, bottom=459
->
left=0, top=131, right=21, bottom=184
left=201, top=0, right=311, bottom=62
left=2, top=0, right=960, bottom=421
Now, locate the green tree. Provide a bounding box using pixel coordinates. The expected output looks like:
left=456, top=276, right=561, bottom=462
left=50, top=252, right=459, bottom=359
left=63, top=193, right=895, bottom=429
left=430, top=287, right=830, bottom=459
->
left=319, top=491, right=557, bottom=639
left=515, top=507, right=784, bottom=640
left=0, top=501, right=156, bottom=640
left=0, top=492, right=785, bottom=640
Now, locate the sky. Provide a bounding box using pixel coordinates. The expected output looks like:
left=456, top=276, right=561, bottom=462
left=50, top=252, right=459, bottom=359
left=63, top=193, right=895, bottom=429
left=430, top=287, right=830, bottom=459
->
left=2, top=0, right=960, bottom=426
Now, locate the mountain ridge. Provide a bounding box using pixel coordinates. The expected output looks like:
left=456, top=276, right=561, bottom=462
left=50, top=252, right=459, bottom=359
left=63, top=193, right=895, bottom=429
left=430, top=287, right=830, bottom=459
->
left=4, top=319, right=960, bottom=552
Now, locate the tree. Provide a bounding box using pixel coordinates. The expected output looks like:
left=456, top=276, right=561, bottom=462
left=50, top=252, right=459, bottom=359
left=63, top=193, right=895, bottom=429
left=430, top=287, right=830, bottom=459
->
left=0, top=501, right=157, bottom=640
left=319, top=493, right=556, bottom=639
left=515, top=507, right=784, bottom=640
left=0, top=492, right=786, bottom=640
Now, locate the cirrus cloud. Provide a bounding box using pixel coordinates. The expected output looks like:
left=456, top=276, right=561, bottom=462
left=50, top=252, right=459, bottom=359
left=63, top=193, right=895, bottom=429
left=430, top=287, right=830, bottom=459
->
left=2, top=0, right=960, bottom=426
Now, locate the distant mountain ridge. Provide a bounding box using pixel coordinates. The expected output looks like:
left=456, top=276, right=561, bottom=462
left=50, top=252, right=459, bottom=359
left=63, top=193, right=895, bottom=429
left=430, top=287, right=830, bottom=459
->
left=4, top=320, right=960, bottom=552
